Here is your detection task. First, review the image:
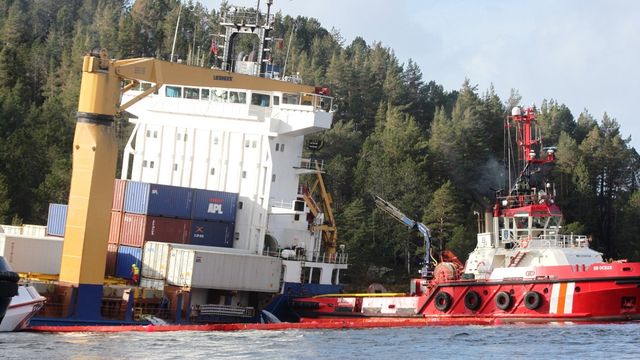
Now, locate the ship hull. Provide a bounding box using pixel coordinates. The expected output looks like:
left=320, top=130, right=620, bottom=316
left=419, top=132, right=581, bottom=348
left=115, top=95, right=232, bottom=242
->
left=291, top=263, right=640, bottom=324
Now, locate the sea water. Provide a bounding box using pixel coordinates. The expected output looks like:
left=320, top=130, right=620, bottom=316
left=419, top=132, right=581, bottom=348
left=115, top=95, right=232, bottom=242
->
left=0, top=323, right=638, bottom=359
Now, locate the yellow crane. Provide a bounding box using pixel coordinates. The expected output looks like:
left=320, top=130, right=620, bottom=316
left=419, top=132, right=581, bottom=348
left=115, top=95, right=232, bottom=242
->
left=301, top=160, right=338, bottom=258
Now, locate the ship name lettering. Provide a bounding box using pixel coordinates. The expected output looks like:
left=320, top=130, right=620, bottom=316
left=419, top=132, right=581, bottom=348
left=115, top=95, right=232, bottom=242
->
left=594, top=265, right=613, bottom=270
left=214, top=75, right=233, bottom=81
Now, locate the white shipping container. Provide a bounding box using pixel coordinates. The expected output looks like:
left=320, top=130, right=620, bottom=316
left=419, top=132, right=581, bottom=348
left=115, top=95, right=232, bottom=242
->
left=0, top=225, right=23, bottom=235
left=0, top=234, right=63, bottom=274
left=139, top=277, right=165, bottom=291
left=141, top=242, right=171, bottom=280
left=21, top=224, right=48, bottom=237
left=166, top=249, right=282, bottom=293
left=142, top=241, right=253, bottom=281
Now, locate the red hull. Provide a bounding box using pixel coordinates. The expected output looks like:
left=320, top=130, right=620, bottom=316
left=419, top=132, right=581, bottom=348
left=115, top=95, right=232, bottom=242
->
left=292, top=262, right=640, bottom=323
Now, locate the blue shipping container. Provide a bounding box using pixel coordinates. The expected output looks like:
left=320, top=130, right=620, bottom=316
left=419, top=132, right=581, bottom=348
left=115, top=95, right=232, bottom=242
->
left=124, top=181, right=193, bottom=218
left=115, top=245, right=142, bottom=279
left=190, top=221, right=235, bottom=247
left=46, top=203, right=68, bottom=237
left=190, top=189, right=238, bottom=222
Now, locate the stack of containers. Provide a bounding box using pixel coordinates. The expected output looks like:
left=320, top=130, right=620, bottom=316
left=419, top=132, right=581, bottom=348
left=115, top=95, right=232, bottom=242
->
left=189, top=189, right=237, bottom=247
left=116, top=181, right=195, bottom=281
left=124, top=184, right=239, bottom=284
left=46, top=179, right=240, bottom=283
left=106, top=179, right=127, bottom=277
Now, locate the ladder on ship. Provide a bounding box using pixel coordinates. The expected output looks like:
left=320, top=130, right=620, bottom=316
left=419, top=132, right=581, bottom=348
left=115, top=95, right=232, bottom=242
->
left=509, top=251, right=527, bottom=267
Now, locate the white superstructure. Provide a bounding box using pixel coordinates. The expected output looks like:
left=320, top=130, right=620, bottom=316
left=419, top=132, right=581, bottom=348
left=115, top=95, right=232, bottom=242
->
left=122, top=84, right=332, bottom=257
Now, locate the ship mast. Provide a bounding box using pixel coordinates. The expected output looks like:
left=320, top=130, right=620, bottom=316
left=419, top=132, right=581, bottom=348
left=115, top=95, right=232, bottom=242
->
left=507, top=106, right=555, bottom=198
left=219, top=0, right=274, bottom=77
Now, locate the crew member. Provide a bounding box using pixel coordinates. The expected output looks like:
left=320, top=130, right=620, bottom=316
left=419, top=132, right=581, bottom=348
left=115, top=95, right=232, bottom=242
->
left=131, top=264, right=140, bottom=284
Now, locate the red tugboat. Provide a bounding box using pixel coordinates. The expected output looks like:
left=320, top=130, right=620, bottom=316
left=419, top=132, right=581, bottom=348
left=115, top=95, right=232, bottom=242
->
left=291, top=106, right=640, bottom=324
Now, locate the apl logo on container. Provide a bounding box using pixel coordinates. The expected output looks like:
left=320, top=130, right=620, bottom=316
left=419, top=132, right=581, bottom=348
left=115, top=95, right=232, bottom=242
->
left=193, top=225, right=205, bottom=239
left=207, top=197, right=224, bottom=214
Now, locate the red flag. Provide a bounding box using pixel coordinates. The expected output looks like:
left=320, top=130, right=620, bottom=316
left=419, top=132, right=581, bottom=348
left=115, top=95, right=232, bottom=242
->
left=210, top=39, right=218, bottom=55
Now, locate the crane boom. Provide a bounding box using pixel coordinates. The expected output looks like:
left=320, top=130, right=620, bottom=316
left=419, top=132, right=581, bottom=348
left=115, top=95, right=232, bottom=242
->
left=374, top=196, right=434, bottom=278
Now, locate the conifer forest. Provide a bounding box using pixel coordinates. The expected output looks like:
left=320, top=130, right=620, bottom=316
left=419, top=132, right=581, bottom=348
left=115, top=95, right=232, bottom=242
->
left=1, top=0, right=639, bottom=286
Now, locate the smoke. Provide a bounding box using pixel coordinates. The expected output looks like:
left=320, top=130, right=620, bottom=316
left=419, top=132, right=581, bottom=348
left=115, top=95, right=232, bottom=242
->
left=468, top=157, right=508, bottom=208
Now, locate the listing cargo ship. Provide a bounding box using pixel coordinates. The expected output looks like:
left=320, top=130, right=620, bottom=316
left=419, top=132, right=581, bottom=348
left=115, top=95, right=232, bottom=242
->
left=289, top=106, right=640, bottom=325
left=0, top=2, right=348, bottom=329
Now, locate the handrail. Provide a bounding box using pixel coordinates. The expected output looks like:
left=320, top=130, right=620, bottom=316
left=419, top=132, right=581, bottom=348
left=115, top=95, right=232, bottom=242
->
left=263, top=247, right=348, bottom=265
left=516, top=234, right=590, bottom=249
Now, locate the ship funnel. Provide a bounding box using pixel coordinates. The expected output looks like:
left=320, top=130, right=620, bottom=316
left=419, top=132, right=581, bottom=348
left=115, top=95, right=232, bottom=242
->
left=484, top=210, right=493, bottom=234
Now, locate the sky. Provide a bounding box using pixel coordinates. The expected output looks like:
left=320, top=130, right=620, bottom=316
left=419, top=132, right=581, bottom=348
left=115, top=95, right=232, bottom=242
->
left=202, top=0, right=640, bottom=149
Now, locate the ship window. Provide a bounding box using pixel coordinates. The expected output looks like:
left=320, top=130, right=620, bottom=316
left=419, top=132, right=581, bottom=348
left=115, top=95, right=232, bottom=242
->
left=310, top=268, right=321, bottom=284
left=271, top=174, right=276, bottom=182
left=146, top=130, right=151, bottom=137
left=252, top=140, right=257, bottom=148
left=245, top=140, right=250, bottom=148
left=280, top=144, right=285, bottom=152
left=184, top=134, right=188, bottom=142
left=301, top=94, right=313, bottom=106
left=184, top=87, right=199, bottom=99
left=212, top=89, right=227, bottom=102
left=201, top=89, right=210, bottom=100
left=229, top=91, right=246, bottom=104
left=283, top=93, right=299, bottom=105
left=251, top=93, right=270, bottom=107
left=238, top=201, right=243, bottom=210
left=275, top=143, right=280, bottom=151
left=273, top=96, right=280, bottom=106
left=149, top=161, right=155, bottom=168
left=294, top=214, right=300, bottom=221
left=177, top=133, right=181, bottom=141
left=166, top=86, right=182, bottom=98
left=213, top=137, right=219, bottom=145
left=153, top=131, right=158, bottom=138
left=242, top=171, right=247, bottom=178
left=210, top=168, right=215, bottom=175
left=174, top=164, right=178, bottom=171
left=234, top=232, right=239, bottom=240
left=142, top=160, right=148, bottom=167
left=301, top=267, right=311, bottom=283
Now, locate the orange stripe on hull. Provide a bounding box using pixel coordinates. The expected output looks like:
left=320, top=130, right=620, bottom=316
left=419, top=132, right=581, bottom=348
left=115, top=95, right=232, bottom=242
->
left=556, top=282, right=568, bottom=315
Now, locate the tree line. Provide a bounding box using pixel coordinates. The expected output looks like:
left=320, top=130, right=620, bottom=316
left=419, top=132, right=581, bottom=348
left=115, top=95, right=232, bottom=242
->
left=1, top=0, right=638, bottom=286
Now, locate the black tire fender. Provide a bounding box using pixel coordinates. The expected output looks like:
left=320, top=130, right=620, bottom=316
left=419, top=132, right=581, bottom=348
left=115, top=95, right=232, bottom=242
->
left=464, top=290, right=482, bottom=311
left=524, top=291, right=542, bottom=310
left=495, top=291, right=512, bottom=310
left=434, top=291, right=453, bottom=312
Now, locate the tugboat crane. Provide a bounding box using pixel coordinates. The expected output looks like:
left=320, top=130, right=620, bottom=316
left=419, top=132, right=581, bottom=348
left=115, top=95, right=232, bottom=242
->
left=374, top=196, right=434, bottom=278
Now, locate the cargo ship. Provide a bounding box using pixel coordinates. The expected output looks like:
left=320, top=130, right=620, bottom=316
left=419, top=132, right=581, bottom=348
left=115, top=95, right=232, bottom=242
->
left=0, top=2, right=348, bottom=329
left=290, top=106, right=640, bottom=325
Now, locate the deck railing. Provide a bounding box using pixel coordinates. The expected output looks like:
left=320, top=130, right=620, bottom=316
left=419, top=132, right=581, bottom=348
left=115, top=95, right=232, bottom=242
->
left=263, top=247, right=348, bottom=265
left=517, top=234, right=590, bottom=249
